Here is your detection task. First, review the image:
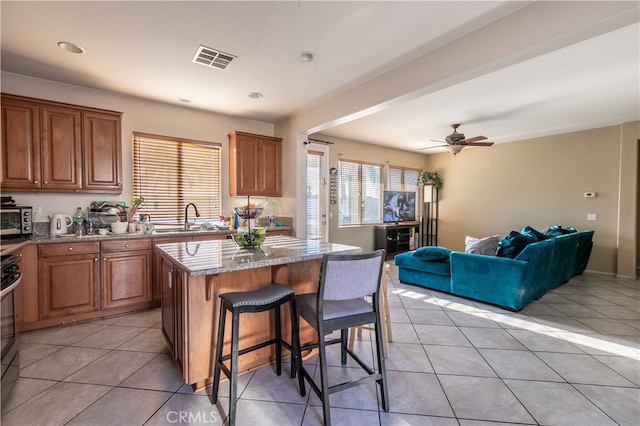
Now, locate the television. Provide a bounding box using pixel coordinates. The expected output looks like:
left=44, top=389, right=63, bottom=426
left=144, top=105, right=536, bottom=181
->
left=382, top=190, right=416, bottom=223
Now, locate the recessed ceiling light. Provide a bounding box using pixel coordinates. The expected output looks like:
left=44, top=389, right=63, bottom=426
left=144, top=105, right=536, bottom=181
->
left=297, top=51, right=315, bottom=62
left=179, top=98, right=191, bottom=103
left=248, top=92, right=263, bottom=99
left=57, top=41, right=85, bottom=54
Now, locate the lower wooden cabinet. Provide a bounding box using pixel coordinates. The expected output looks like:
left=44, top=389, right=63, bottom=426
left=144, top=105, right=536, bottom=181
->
left=28, top=239, right=152, bottom=329
left=102, top=251, right=151, bottom=309
left=161, top=256, right=183, bottom=368
left=39, top=244, right=100, bottom=319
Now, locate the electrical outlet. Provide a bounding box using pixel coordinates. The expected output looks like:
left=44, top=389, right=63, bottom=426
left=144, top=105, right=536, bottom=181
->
left=587, top=213, right=597, bottom=221
left=33, top=206, right=42, bottom=215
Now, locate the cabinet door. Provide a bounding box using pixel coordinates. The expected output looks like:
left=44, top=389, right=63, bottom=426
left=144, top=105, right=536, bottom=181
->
left=83, top=111, right=122, bottom=193
left=102, top=250, right=152, bottom=309
left=259, top=138, right=282, bottom=196
left=1, top=96, right=41, bottom=189
left=40, top=104, right=82, bottom=190
left=152, top=236, right=192, bottom=302
left=161, top=257, right=176, bottom=355
left=234, top=136, right=260, bottom=195
left=39, top=253, right=99, bottom=319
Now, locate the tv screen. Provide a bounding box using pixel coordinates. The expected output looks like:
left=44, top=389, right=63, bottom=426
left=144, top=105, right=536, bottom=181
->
left=383, top=190, right=416, bottom=223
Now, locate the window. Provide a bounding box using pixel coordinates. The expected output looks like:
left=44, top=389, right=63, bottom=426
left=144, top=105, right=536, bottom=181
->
left=338, top=159, right=382, bottom=225
left=132, top=132, right=221, bottom=224
left=386, top=165, right=420, bottom=191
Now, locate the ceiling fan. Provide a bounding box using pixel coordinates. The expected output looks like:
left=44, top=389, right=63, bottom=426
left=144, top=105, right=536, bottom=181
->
left=421, top=124, right=494, bottom=155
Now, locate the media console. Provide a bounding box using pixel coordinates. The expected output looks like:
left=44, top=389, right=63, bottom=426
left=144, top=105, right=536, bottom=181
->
left=375, top=223, right=420, bottom=260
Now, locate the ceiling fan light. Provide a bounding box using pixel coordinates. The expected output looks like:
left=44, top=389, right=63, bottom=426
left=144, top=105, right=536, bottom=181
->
left=447, top=145, right=464, bottom=155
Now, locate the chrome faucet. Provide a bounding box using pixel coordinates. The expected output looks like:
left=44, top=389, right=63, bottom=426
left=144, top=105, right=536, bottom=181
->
left=184, top=203, right=200, bottom=230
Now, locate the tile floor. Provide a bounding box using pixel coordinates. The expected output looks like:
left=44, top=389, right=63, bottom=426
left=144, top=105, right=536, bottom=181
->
left=1, top=266, right=638, bottom=425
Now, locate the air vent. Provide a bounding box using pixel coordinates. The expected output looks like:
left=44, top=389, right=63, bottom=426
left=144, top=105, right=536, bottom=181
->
left=192, top=45, right=236, bottom=70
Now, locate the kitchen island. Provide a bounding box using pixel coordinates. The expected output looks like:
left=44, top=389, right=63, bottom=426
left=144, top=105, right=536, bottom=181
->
left=155, top=236, right=361, bottom=389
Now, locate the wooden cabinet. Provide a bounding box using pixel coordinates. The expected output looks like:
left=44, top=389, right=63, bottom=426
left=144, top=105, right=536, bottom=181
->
left=161, top=256, right=183, bottom=367
left=1, top=93, right=122, bottom=193
left=11, top=244, right=38, bottom=330
left=83, top=111, right=122, bottom=192
left=228, top=131, right=282, bottom=197
left=152, top=236, right=192, bottom=303
left=0, top=96, right=41, bottom=189
left=40, top=104, right=82, bottom=190
left=33, top=239, right=151, bottom=327
left=39, top=243, right=100, bottom=319
left=101, top=239, right=152, bottom=309
left=375, top=223, right=420, bottom=259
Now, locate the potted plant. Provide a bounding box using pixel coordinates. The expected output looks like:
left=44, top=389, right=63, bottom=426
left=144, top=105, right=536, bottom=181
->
left=417, top=171, right=443, bottom=190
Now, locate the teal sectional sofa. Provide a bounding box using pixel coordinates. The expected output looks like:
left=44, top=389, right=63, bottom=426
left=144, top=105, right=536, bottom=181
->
left=394, top=229, right=594, bottom=311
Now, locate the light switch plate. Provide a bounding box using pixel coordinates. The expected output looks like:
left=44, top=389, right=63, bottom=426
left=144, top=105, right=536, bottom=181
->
left=587, top=213, right=597, bottom=221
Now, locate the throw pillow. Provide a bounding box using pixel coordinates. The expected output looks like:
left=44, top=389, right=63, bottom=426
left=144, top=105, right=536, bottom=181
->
left=465, top=235, right=499, bottom=256
left=412, top=246, right=452, bottom=261
left=497, top=230, right=537, bottom=258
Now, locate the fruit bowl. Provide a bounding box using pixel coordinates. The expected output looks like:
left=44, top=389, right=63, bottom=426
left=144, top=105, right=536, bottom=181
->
left=234, top=206, right=263, bottom=219
left=232, top=230, right=266, bottom=248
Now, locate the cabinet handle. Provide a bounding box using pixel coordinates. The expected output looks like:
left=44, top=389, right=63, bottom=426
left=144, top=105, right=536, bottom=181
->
left=68, top=247, right=73, bottom=251
left=168, top=270, right=173, bottom=289
left=125, top=243, right=129, bottom=248
left=103, top=257, right=107, bottom=261
left=44, top=181, right=48, bottom=185
left=94, top=257, right=98, bottom=262
left=34, top=180, right=39, bottom=184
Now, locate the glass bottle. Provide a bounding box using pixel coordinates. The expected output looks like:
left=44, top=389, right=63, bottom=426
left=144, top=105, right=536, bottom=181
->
left=73, top=207, right=86, bottom=236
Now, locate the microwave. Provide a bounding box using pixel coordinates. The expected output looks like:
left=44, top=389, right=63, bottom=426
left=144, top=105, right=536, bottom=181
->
left=0, top=206, right=33, bottom=237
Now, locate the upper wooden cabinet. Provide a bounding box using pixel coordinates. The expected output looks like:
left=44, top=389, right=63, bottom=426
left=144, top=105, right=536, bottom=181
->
left=1, top=93, right=122, bottom=193
left=228, top=131, right=282, bottom=197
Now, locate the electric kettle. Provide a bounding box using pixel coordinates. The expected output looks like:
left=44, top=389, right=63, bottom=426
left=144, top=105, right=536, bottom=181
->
left=49, top=214, right=72, bottom=235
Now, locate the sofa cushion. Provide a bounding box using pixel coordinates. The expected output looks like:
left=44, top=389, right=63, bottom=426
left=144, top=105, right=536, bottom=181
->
left=520, top=226, right=549, bottom=241
left=497, top=230, right=537, bottom=259
left=545, top=225, right=577, bottom=237
left=465, top=235, right=499, bottom=256
left=412, top=246, right=452, bottom=261
left=395, top=251, right=451, bottom=276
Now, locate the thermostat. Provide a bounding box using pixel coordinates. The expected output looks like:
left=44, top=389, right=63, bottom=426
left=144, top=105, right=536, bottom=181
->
left=584, top=192, right=597, bottom=198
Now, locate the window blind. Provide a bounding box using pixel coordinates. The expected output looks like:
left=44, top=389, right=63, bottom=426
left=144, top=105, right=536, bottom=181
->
left=132, top=133, right=221, bottom=223
left=338, top=159, right=382, bottom=225
left=306, top=149, right=325, bottom=240
left=387, top=165, right=420, bottom=191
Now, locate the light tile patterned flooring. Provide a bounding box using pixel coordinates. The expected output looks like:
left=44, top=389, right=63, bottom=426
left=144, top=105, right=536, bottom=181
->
left=1, top=266, right=639, bottom=425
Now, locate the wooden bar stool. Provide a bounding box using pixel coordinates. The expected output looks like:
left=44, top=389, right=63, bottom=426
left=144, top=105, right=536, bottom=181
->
left=348, top=262, right=392, bottom=356
left=211, top=283, right=301, bottom=426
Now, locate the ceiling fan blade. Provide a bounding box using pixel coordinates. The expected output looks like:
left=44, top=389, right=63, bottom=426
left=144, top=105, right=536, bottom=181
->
left=419, top=144, right=448, bottom=150
left=463, top=141, right=494, bottom=146
left=461, top=136, right=487, bottom=143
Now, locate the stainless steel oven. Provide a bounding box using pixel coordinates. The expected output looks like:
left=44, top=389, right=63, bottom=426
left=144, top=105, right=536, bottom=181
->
left=1, top=254, right=21, bottom=407
left=0, top=206, right=33, bottom=238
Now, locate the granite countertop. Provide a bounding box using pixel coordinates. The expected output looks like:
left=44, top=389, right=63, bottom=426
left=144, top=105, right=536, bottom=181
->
left=156, top=235, right=362, bottom=276
left=0, top=226, right=292, bottom=254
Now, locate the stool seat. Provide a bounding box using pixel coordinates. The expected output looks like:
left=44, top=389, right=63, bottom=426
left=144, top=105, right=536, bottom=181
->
left=221, top=284, right=294, bottom=308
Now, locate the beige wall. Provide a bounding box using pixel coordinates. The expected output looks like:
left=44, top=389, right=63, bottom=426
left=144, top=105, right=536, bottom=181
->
left=1, top=72, right=275, bottom=223
left=425, top=124, right=638, bottom=275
